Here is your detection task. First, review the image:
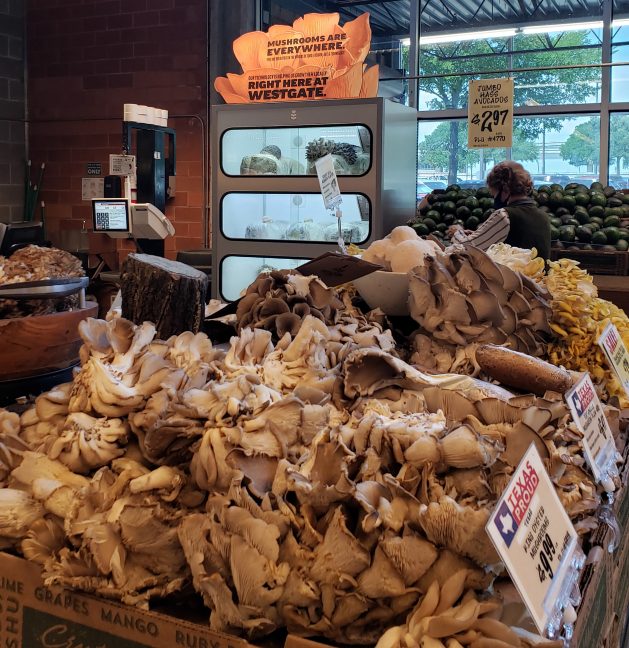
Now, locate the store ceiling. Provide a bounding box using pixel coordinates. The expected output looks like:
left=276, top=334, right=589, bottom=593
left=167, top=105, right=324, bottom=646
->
left=324, top=0, right=612, bottom=37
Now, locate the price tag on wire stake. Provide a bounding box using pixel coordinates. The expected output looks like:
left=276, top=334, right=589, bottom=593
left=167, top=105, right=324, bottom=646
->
left=468, top=78, right=513, bottom=148
left=598, top=322, right=629, bottom=398
left=566, top=372, right=618, bottom=486
left=315, top=154, right=343, bottom=210
left=486, top=444, right=581, bottom=637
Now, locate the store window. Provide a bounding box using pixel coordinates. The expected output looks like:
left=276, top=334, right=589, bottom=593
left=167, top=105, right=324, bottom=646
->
left=608, top=113, right=629, bottom=187
left=612, top=0, right=629, bottom=101
left=418, top=115, right=601, bottom=188
left=417, top=0, right=603, bottom=111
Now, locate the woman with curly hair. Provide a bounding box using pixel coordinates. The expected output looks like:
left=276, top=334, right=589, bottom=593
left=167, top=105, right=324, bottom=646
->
left=449, top=160, right=551, bottom=260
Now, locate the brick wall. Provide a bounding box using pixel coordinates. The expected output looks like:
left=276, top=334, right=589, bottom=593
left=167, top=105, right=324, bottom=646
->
left=0, top=0, right=26, bottom=224
left=27, top=0, right=208, bottom=264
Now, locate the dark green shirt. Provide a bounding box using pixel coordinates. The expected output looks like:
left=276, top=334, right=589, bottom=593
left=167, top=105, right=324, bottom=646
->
left=504, top=200, right=552, bottom=261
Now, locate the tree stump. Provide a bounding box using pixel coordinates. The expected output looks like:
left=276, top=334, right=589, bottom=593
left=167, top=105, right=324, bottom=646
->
left=121, top=253, right=208, bottom=339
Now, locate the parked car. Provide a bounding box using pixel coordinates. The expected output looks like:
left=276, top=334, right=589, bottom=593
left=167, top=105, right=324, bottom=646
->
left=531, top=174, right=572, bottom=187
left=457, top=180, right=486, bottom=190
left=608, top=175, right=629, bottom=189
left=416, top=181, right=433, bottom=200
left=423, top=180, right=447, bottom=190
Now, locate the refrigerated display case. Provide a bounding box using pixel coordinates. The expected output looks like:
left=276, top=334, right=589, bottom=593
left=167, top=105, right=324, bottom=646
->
left=211, top=98, right=417, bottom=300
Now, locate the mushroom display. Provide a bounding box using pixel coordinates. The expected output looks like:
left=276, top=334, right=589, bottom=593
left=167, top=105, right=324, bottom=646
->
left=409, top=247, right=552, bottom=375
left=0, top=267, right=621, bottom=647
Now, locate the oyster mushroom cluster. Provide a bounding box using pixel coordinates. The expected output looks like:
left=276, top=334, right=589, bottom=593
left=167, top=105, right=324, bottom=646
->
left=236, top=270, right=344, bottom=340
left=0, top=287, right=618, bottom=646
left=409, top=246, right=552, bottom=374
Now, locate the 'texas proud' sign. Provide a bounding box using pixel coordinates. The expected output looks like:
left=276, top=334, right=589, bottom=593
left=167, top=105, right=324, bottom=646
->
left=214, top=13, right=379, bottom=103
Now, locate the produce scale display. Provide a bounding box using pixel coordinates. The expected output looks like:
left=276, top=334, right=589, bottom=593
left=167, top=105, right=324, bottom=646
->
left=0, top=235, right=627, bottom=648
left=411, top=181, right=629, bottom=256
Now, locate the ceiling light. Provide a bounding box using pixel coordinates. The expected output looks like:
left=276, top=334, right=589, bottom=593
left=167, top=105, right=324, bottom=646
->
left=521, top=20, right=602, bottom=34
left=420, top=28, right=517, bottom=45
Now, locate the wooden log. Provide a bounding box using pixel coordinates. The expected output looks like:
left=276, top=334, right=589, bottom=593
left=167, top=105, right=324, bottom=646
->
left=121, top=253, right=208, bottom=339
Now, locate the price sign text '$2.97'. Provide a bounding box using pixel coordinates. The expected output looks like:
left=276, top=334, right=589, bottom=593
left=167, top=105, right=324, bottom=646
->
left=468, top=78, right=514, bottom=148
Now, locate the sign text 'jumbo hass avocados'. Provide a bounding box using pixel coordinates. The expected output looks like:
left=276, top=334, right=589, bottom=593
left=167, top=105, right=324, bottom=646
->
left=468, top=78, right=514, bottom=149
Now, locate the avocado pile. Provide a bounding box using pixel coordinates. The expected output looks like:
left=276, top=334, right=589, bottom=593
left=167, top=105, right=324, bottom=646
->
left=537, top=182, right=629, bottom=252
left=412, top=185, right=495, bottom=242
left=412, top=182, right=629, bottom=252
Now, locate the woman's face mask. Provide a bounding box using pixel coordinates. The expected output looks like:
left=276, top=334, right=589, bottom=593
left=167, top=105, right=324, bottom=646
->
left=494, top=191, right=509, bottom=209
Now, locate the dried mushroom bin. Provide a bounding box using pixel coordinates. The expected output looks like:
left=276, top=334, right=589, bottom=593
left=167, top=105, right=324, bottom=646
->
left=211, top=98, right=417, bottom=301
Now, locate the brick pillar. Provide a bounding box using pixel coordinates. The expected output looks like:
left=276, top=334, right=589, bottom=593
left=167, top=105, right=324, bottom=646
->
left=0, top=0, right=26, bottom=224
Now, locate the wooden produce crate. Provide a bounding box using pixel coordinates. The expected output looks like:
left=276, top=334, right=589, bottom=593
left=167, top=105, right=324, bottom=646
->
left=550, top=247, right=629, bottom=276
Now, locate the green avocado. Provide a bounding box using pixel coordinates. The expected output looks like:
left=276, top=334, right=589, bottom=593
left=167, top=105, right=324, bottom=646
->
left=574, top=192, right=590, bottom=207
left=413, top=222, right=430, bottom=236
left=589, top=193, right=607, bottom=207
left=603, top=226, right=621, bottom=244
left=588, top=205, right=605, bottom=218
left=550, top=225, right=560, bottom=241
left=616, top=239, right=629, bottom=251
left=592, top=230, right=608, bottom=245
left=591, top=181, right=604, bottom=192
left=466, top=215, right=480, bottom=230
left=422, top=218, right=437, bottom=231
left=465, top=196, right=479, bottom=210
left=456, top=205, right=471, bottom=218
left=604, top=215, right=621, bottom=227
left=604, top=186, right=617, bottom=197
left=446, top=184, right=461, bottom=192
left=576, top=226, right=592, bottom=242
left=426, top=210, right=441, bottom=222
left=559, top=225, right=576, bottom=243
left=443, top=201, right=457, bottom=214
left=607, top=197, right=623, bottom=208
left=550, top=183, right=563, bottom=192
left=562, top=195, right=576, bottom=210
left=550, top=217, right=562, bottom=228
left=549, top=191, right=564, bottom=208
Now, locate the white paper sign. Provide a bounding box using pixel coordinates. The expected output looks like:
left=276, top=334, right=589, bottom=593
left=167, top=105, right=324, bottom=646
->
left=109, top=154, right=136, bottom=177
left=565, top=372, right=617, bottom=483
left=486, top=444, right=579, bottom=635
left=81, top=177, right=104, bottom=201
left=315, top=154, right=342, bottom=210
left=598, top=322, right=629, bottom=397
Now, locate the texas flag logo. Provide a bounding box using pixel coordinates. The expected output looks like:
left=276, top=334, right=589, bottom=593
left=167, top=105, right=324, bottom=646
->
left=494, top=501, right=518, bottom=548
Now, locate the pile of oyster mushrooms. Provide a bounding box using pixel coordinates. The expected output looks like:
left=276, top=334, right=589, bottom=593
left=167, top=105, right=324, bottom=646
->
left=408, top=246, right=552, bottom=376
left=0, top=271, right=619, bottom=647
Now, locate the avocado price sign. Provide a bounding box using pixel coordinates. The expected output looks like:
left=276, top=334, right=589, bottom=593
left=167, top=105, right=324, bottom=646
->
left=468, top=78, right=514, bottom=149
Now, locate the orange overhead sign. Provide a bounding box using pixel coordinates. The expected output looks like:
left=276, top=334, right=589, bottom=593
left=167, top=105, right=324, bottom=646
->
left=214, top=12, right=379, bottom=103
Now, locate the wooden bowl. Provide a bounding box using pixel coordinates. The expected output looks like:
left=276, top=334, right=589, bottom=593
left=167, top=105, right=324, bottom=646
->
left=0, top=302, right=98, bottom=381
left=352, top=271, right=410, bottom=316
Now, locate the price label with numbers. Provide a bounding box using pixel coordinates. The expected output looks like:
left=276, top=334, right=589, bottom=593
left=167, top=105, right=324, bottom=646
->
left=598, top=322, right=629, bottom=397
left=565, top=372, right=617, bottom=483
left=486, top=444, right=578, bottom=634
left=468, top=78, right=514, bottom=148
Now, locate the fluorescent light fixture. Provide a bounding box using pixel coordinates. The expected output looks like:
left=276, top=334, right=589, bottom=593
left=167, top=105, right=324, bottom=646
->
left=521, top=20, right=602, bottom=34
left=416, top=18, right=629, bottom=46
left=420, top=28, right=517, bottom=45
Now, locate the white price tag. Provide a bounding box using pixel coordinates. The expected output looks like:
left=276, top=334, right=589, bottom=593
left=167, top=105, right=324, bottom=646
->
left=109, top=154, right=136, bottom=177
left=315, top=154, right=343, bottom=210
left=598, top=322, right=629, bottom=397
left=565, top=373, right=617, bottom=483
left=486, top=444, right=579, bottom=635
